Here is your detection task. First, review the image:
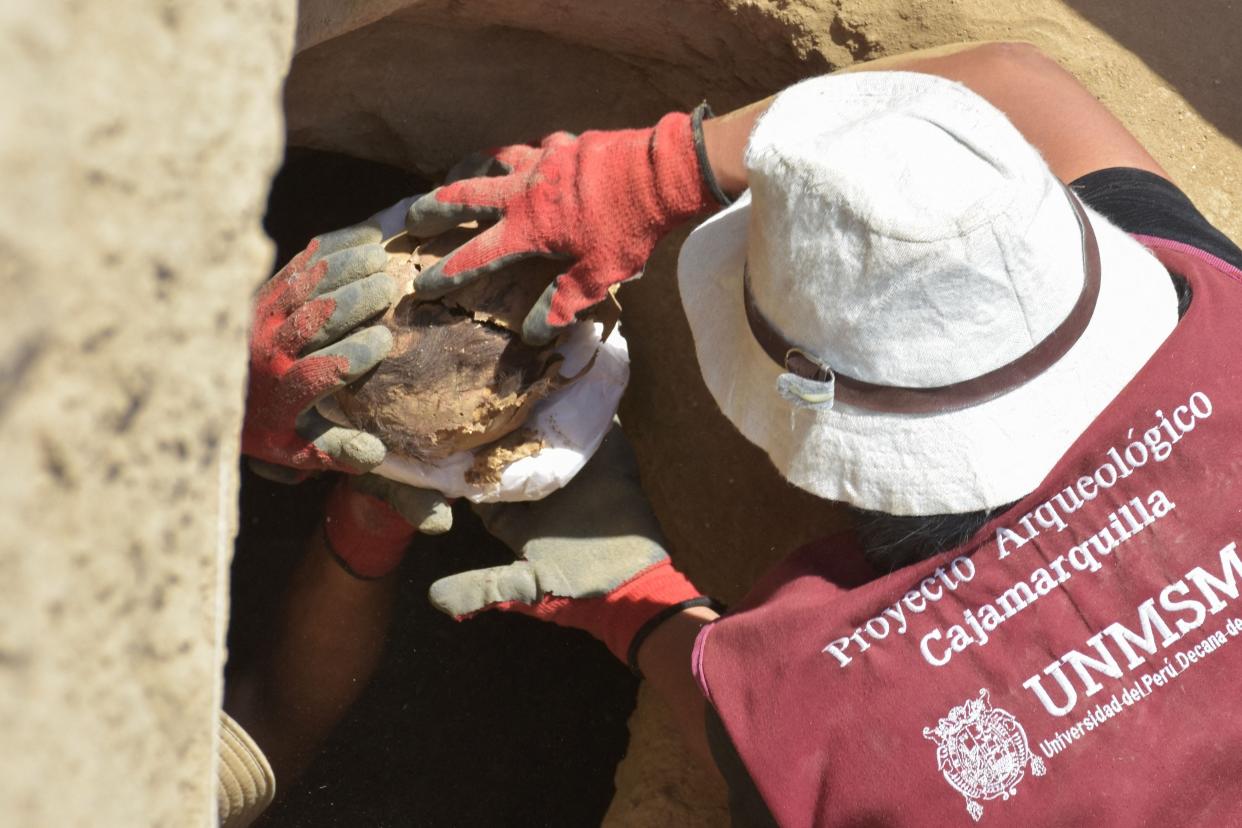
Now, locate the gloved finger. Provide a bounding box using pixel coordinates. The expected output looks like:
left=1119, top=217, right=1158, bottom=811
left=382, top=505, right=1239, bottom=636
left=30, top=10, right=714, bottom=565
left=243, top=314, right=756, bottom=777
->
left=403, top=495, right=454, bottom=535
left=296, top=409, right=387, bottom=473
left=468, top=424, right=665, bottom=553
left=490, top=143, right=542, bottom=172
left=351, top=475, right=454, bottom=535
left=412, top=222, right=554, bottom=299
left=521, top=279, right=571, bottom=346
left=265, top=244, right=316, bottom=291
left=540, top=131, right=577, bottom=150
left=520, top=261, right=618, bottom=346
left=289, top=272, right=396, bottom=354
left=310, top=243, right=388, bottom=297
left=301, top=324, right=393, bottom=382
left=445, top=151, right=505, bottom=183
left=258, top=241, right=386, bottom=319
left=258, top=248, right=323, bottom=312
left=307, top=220, right=384, bottom=262
left=406, top=187, right=503, bottom=238
left=445, top=144, right=540, bottom=184
left=247, top=457, right=311, bottom=485
left=436, top=172, right=529, bottom=211
left=428, top=560, right=541, bottom=618
left=282, top=325, right=394, bottom=412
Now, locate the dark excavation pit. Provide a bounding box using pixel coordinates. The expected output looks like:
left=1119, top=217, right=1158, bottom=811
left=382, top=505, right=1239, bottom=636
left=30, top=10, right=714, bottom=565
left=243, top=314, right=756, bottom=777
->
left=226, top=148, right=637, bottom=827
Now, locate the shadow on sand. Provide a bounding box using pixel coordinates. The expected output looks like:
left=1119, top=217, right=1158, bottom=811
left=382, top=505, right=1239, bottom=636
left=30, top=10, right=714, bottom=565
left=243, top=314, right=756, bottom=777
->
left=1064, top=0, right=1242, bottom=152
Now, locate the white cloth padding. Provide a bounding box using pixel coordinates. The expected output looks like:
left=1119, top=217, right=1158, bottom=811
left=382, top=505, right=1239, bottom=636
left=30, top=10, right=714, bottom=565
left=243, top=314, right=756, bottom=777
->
left=320, top=320, right=629, bottom=503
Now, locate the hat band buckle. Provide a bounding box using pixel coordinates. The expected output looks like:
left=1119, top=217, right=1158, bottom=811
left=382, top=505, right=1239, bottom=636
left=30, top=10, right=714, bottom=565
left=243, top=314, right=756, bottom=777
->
left=743, top=184, right=1101, bottom=415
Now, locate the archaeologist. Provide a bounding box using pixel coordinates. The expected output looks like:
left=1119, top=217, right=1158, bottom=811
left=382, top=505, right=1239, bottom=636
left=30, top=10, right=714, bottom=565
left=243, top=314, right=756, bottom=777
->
left=393, top=41, right=1242, bottom=824
left=222, top=220, right=455, bottom=824
left=234, top=40, right=1242, bottom=825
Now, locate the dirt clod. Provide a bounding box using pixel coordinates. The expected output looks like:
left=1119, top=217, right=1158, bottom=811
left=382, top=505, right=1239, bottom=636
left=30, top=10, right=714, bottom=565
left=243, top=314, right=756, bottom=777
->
left=465, top=428, right=546, bottom=486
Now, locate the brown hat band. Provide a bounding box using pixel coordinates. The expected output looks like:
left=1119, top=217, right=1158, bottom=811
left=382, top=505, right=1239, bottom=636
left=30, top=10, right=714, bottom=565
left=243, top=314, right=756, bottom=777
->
left=743, top=185, right=1102, bottom=415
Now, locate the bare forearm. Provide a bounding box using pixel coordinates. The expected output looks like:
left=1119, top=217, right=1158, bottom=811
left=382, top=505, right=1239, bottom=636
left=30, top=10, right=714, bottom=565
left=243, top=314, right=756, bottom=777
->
left=702, top=41, right=1167, bottom=194
left=701, top=97, right=773, bottom=196
left=635, top=605, right=721, bottom=772
left=227, top=530, right=398, bottom=783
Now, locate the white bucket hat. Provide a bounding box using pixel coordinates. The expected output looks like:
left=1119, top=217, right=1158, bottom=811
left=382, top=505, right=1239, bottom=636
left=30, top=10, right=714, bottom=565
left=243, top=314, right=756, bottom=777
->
left=677, top=72, right=1177, bottom=515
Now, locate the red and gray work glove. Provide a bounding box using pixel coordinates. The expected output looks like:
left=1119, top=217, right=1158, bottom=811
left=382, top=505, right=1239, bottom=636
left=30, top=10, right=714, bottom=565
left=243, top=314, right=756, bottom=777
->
left=429, top=427, right=714, bottom=670
left=243, top=221, right=397, bottom=481
left=405, top=105, right=730, bottom=345
left=323, top=475, right=454, bottom=579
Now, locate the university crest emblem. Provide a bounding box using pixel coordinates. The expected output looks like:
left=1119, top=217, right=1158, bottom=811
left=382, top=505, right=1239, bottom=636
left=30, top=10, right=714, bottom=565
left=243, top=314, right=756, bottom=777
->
left=923, top=688, right=1047, bottom=821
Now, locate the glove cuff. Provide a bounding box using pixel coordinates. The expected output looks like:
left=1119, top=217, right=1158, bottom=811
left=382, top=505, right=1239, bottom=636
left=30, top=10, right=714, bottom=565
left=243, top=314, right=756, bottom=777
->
left=546, top=558, right=707, bottom=663
left=322, top=480, right=417, bottom=579
left=649, top=110, right=724, bottom=225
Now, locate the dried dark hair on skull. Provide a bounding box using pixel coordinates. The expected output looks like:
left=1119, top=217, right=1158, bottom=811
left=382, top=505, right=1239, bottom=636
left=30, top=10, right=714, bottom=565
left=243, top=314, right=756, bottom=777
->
left=333, top=226, right=581, bottom=463
left=339, top=296, right=562, bottom=460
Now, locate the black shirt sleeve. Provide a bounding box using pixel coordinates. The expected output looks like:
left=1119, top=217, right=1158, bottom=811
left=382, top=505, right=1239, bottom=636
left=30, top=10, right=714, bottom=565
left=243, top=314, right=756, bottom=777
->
left=1070, top=167, right=1242, bottom=271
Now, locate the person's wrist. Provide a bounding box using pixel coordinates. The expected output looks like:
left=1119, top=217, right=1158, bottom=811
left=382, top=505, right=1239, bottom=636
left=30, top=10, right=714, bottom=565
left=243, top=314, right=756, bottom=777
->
left=647, top=110, right=722, bottom=222
left=699, top=99, right=769, bottom=197
left=627, top=598, right=722, bottom=677
left=690, top=103, right=734, bottom=207
left=634, top=603, right=720, bottom=683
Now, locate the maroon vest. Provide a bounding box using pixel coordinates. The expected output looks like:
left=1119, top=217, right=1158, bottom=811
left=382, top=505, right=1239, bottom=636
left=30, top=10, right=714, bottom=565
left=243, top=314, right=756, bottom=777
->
left=694, top=240, right=1242, bottom=826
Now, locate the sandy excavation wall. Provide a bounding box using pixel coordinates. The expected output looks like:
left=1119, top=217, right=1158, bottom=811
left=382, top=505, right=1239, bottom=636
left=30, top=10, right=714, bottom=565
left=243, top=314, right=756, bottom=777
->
left=286, top=1, right=1242, bottom=824
left=0, top=1, right=295, bottom=824
left=286, top=2, right=1241, bottom=824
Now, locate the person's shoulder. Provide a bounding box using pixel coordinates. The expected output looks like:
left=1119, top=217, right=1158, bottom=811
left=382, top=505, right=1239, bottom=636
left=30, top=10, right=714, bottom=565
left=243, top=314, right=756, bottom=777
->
left=1070, top=167, right=1242, bottom=269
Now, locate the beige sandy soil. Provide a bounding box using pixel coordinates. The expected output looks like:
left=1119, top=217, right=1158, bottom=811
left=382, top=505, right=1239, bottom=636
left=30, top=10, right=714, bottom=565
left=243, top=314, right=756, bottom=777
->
left=287, top=1, right=1240, bottom=823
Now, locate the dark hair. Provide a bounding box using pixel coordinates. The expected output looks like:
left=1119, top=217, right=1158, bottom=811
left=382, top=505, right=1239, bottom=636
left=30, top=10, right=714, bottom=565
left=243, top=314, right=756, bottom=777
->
left=849, top=504, right=1012, bottom=572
